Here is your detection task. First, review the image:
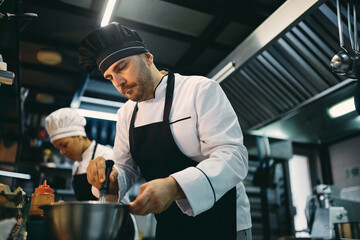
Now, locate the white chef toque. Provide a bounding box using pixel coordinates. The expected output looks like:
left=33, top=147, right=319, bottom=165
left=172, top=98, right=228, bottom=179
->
left=45, top=108, right=87, bottom=143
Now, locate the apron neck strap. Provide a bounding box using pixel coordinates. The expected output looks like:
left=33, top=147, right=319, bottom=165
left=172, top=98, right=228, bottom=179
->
left=130, top=71, right=175, bottom=127
left=91, top=141, right=98, bottom=159
left=163, top=71, right=175, bottom=124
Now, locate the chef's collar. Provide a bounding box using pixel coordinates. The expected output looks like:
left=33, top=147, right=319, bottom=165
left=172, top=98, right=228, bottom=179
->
left=81, top=140, right=96, bottom=161
left=153, top=74, right=168, bottom=99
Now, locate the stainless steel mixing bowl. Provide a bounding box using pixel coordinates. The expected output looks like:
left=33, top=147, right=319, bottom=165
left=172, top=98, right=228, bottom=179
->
left=39, top=201, right=129, bottom=240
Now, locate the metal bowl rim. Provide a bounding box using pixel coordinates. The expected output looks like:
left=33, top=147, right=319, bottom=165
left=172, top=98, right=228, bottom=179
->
left=39, top=201, right=129, bottom=209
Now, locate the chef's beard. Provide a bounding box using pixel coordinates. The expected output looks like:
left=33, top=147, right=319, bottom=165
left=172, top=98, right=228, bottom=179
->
left=129, top=57, right=153, bottom=102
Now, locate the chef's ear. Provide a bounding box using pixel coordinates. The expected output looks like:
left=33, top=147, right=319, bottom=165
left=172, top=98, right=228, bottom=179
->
left=142, top=52, right=153, bottom=66
left=73, top=136, right=82, bottom=142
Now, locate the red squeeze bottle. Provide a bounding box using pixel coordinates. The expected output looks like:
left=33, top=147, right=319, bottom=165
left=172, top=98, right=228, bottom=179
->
left=29, top=180, right=54, bottom=216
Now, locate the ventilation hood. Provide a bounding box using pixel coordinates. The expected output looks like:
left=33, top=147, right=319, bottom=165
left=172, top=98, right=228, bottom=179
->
left=208, top=0, right=360, bottom=143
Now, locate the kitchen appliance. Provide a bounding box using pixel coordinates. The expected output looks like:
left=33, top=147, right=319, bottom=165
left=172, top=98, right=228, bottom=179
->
left=306, top=185, right=360, bottom=239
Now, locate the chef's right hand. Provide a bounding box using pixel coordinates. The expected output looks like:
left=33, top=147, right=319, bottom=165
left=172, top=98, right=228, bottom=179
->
left=87, top=156, right=119, bottom=195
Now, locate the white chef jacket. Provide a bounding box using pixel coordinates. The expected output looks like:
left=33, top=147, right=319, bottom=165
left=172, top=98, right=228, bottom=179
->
left=113, top=73, right=252, bottom=231
left=72, top=141, right=113, bottom=175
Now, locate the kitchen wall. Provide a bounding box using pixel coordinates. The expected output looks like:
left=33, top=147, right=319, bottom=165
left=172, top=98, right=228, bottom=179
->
left=329, top=134, right=360, bottom=190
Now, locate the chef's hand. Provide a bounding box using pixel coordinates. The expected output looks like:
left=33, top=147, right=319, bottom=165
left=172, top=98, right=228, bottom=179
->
left=129, top=176, right=185, bottom=215
left=87, top=156, right=119, bottom=195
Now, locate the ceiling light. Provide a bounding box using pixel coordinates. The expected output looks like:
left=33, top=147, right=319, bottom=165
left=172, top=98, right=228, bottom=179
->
left=0, top=170, right=31, bottom=180
left=250, top=129, right=289, bottom=140
left=212, top=61, right=236, bottom=83
left=36, top=50, right=62, bottom=65
left=36, top=93, right=55, bottom=104
left=79, top=96, right=124, bottom=108
left=74, top=108, right=117, bottom=121
left=101, top=0, right=117, bottom=27
left=327, top=97, right=356, bottom=118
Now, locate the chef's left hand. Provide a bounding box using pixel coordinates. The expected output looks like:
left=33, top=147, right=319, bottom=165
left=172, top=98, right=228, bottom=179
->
left=129, top=176, right=185, bottom=215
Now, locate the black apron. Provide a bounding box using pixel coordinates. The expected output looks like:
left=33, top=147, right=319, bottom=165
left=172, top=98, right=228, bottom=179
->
left=129, top=71, right=236, bottom=240
left=72, top=142, right=98, bottom=201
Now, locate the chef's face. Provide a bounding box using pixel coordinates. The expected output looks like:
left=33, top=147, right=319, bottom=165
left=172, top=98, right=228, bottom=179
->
left=53, top=136, right=83, bottom=161
left=104, top=53, right=154, bottom=102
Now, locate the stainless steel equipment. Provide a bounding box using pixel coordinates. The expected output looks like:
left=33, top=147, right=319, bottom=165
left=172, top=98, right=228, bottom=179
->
left=39, top=201, right=129, bottom=240
left=310, top=206, right=348, bottom=239
left=306, top=184, right=360, bottom=239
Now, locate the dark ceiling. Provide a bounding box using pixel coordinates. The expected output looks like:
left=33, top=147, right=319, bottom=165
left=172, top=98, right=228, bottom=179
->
left=1, top=0, right=359, bottom=145
left=1, top=0, right=285, bottom=111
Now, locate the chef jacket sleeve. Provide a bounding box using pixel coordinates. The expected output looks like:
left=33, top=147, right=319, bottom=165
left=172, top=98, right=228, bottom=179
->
left=171, top=79, right=248, bottom=216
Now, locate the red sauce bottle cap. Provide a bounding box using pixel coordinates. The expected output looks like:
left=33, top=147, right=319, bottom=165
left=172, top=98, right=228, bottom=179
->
left=35, top=180, right=53, bottom=194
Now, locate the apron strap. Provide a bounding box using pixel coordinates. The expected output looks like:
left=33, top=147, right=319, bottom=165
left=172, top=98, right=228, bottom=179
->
left=129, top=71, right=174, bottom=145
left=91, top=141, right=98, bottom=159
left=163, top=71, right=174, bottom=125
left=74, top=141, right=98, bottom=175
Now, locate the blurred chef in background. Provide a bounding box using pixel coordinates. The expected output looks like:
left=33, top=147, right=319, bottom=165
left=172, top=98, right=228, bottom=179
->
left=45, top=107, right=113, bottom=201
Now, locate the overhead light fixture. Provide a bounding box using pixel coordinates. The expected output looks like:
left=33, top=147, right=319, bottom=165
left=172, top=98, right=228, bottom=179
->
left=0, top=170, right=31, bottom=180
left=327, top=97, right=356, bottom=118
left=36, top=49, right=62, bottom=65
left=101, top=0, right=117, bottom=27
left=79, top=96, right=124, bottom=108
left=74, top=108, right=118, bottom=121
left=36, top=93, right=54, bottom=104
left=212, top=61, right=236, bottom=83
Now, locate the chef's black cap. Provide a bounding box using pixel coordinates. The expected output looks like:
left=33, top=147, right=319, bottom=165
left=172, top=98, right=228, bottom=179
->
left=78, top=22, right=148, bottom=75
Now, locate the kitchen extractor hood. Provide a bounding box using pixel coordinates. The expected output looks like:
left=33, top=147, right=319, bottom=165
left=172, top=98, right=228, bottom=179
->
left=207, top=0, right=360, bottom=143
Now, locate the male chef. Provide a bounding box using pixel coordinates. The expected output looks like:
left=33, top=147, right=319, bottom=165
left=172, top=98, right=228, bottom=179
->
left=79, top=22, right=252, bottom=240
